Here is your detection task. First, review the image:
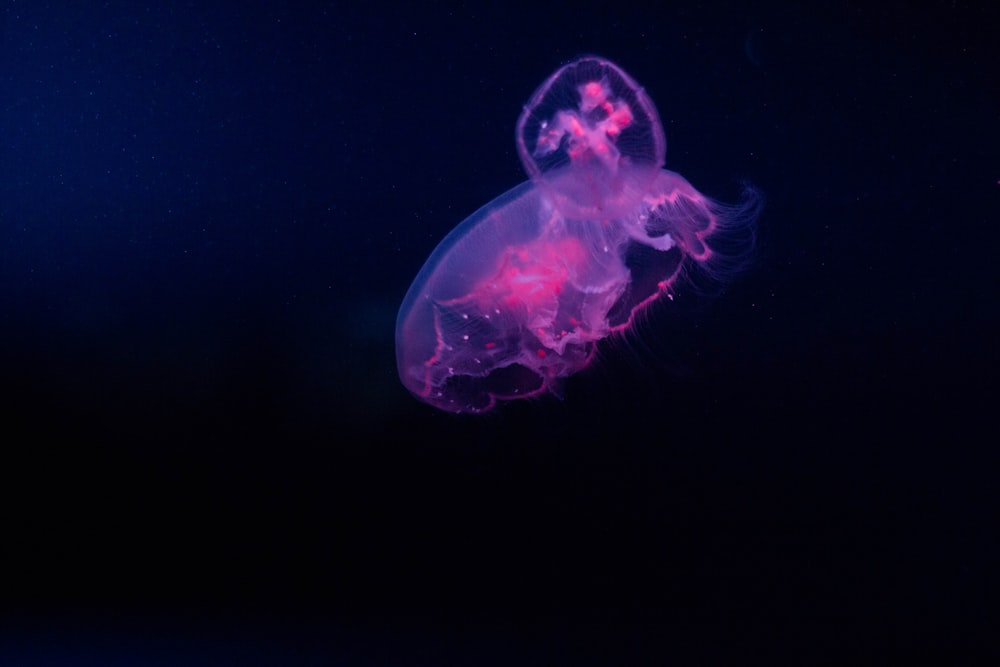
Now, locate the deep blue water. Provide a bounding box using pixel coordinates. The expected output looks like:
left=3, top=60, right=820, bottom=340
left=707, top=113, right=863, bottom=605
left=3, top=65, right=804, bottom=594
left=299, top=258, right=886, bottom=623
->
left=2, top=2, right=997, bottom=664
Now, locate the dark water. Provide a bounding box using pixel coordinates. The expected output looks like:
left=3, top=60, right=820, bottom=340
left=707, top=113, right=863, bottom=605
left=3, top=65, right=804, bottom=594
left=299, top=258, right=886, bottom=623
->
left=2, top=2, right=996, bottom=664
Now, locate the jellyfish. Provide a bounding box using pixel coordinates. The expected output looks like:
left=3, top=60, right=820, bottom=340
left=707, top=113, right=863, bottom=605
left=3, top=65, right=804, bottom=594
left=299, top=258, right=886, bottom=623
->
left=396, top=56, right=760, bottom=413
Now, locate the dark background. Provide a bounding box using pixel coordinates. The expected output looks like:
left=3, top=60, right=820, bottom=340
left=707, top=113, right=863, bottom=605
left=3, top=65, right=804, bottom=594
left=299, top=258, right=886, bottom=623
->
left=2, top=1, right=996, bottom=664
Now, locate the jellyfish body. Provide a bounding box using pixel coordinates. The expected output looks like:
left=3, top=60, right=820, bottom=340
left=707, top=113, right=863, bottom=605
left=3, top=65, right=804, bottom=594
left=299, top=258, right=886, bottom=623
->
left=396, top=56, right=759, bottom=413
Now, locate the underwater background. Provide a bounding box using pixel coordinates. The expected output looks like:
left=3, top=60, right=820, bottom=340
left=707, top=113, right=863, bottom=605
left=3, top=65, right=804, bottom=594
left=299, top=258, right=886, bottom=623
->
left=2, top=2, right=996, bottom=664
